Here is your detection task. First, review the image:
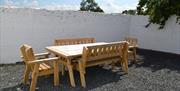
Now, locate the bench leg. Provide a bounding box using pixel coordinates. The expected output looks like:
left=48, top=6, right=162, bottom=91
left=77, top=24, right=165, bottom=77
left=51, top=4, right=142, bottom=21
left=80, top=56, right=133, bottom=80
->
left=78, top=61, right=86, bottom=88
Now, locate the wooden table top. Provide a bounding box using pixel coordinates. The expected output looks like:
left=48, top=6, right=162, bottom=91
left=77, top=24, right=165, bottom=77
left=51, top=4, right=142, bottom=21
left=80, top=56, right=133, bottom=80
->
left=46, top=42, right=108, bottom=59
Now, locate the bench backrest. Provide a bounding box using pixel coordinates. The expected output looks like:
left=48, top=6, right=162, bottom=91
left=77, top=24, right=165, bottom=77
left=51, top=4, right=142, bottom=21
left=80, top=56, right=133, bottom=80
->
left=54, top=38, right=95, bottom=46
left=82, top=41, right=128, bottom=68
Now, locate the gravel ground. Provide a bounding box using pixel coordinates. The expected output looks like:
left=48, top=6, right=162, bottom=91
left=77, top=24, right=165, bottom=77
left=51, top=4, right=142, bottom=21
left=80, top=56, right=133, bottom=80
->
left=0, top=49, right=180, bottom=91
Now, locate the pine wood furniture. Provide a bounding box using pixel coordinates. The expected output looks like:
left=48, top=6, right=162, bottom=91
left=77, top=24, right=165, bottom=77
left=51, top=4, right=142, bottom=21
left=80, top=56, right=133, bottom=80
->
left=54, top=38, right=95, bottom=76
left=46, top=42, right=128, bottom=87
left=54, top=38, right=95, bottom=46
left=20, top=44, right=60, bottom=91
left=46, top=42, right=107, bottom=87
left=124, top=37, right=138, bottom=62
left=74, top=41, right=129, bottom=87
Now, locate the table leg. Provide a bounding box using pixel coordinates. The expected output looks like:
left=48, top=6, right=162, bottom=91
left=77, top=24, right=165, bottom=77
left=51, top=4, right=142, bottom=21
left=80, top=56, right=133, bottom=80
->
left=53, top=61, right=59, bottom=86
left=67, top=59, right=76, bottom=87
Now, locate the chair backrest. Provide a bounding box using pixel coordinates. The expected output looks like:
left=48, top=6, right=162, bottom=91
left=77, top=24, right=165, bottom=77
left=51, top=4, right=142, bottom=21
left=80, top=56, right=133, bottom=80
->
left=20, top=44, right=36, bottom=70
left=124, top=37, right=138, bottom=47
left=54, top=38, right=95, bottom=46
left=20, top=44, right=32, bottom=63
left=82, top=41, right=128, bottom=68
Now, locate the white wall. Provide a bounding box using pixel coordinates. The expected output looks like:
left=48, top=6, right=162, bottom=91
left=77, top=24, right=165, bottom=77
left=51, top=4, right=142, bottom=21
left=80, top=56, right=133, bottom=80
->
left=129, top=15, right=180, bottom=54
left=0, top=8, right=130, bottom=63
left=0, top=8, right=179, bottom=64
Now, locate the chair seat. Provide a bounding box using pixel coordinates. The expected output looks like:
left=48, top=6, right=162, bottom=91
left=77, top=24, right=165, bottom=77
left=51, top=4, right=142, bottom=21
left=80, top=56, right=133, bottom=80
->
left=39, top=63, right=52, bottom=71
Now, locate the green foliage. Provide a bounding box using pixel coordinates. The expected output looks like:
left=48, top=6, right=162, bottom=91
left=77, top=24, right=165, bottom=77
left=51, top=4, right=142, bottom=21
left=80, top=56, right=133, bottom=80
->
left=122, top=10, right=137, bottom=15
left=80, top=0, right=104, bottom=13
left=137, top=0, right=180, bottom=29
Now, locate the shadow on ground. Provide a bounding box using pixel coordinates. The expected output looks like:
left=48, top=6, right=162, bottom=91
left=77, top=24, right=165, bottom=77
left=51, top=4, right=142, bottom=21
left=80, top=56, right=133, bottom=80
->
left=132, top=49, right=180, bottom=72
left=1, top=66, right=125, bottom=91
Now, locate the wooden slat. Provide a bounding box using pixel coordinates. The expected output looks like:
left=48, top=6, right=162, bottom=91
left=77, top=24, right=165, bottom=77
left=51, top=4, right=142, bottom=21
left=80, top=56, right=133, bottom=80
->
left=39, top=63, right=52, bottom=70
left=54, top=38, right=95, bottom=46
left=85, top=42, right=126, bottom=62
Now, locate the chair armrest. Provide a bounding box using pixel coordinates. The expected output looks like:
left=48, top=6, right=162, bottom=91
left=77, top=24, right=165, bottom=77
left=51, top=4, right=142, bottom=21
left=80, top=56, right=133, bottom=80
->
left=27, top=57, right=59, bottom=64
left=21, top=52, right=50, bottom=59
left=34, top=52, right=50, bottom=57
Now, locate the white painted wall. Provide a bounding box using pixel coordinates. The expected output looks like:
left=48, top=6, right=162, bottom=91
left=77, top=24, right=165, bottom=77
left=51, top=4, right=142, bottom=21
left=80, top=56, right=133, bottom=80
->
left=0, top=8, right=179, bottom=63
left=129, top=15, right=180, bottom=54
left=0, top=8, right=130, bottom=63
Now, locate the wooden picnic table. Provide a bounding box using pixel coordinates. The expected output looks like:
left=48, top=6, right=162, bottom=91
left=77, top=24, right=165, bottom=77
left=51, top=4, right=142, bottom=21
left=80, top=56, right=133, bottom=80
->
left=45, top=42, right=108, bottom=87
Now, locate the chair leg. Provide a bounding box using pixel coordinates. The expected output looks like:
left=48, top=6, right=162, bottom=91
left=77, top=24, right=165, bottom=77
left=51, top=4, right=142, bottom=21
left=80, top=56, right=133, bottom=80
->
left=61, top=65, right=65, bottom=76
left=67, top=59, right=75, bottom=87
left=53, top=61, right=59, bottom=86
left=30, top=64, right=39, bottom=91
left=78, top=61, right=86, bottom=88
left=23, top=65, right=31, bottom=84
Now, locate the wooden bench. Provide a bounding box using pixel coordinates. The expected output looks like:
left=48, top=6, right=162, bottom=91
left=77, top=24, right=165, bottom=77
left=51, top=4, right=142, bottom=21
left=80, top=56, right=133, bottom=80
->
left=74, top=41, right=129, bottom=87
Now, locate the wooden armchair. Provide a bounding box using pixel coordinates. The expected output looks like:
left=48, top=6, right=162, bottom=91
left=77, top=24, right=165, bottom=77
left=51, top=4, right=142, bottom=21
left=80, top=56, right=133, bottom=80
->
left=54, top=38, right=95, bottom=75
left=74, top=41, right=129, bottom=87
left=20, top=44, right=59, bottom=91
left=124, top=37, right=138, bottom=62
